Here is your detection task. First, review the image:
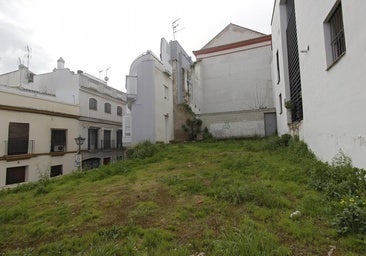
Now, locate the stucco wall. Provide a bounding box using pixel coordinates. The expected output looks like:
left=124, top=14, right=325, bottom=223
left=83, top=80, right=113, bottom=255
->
left=199, top=45, right=273, bottom=114
left=200, top=109, right=275, bottom=138
left=0, top=91, right=79, bottom=187
left=129, top=54, right=156, bottom=144
left=154, top=67, right=173, bottom=143
left=272, top=0, right=366, bottom=168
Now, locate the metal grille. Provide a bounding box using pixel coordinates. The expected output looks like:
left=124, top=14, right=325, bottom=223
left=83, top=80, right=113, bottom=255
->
left=286, top=0, right=303, bottom=122
left=330, top=3, right=346, bottom=62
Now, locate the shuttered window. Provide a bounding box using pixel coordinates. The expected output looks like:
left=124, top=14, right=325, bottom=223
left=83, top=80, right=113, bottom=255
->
left=286, top=0, right=303, bottom=122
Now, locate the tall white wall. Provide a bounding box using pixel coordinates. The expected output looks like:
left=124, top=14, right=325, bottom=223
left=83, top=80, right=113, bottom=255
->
left=272, top=0, right=366, bottom=168
left=128, top=53, right=157, bottom=144
left=200, top=46, right=273, bottom=113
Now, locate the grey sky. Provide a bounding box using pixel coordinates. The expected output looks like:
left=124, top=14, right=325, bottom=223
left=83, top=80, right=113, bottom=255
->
left=0, top=0, right=274, bottom=90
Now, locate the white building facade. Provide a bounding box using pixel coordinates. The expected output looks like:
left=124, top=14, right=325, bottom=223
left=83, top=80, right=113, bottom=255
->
left=32, top=59, right=126, bottom=169
left=192, top=24, right=276, bottom=138
left=125, top=50, right=174, bottom=145
left=271, top=0, right=366, bottom=168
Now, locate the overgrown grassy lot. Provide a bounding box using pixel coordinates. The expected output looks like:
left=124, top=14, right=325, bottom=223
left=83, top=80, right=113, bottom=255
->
left=0, top=137, right=365, bottom=255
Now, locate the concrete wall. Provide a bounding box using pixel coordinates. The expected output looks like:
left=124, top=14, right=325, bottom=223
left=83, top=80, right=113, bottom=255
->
left=199, top=109, right=275, bottom=138
left=272, top=0, right=366, bottom=168
left=170, top=40, right=194, bottom=141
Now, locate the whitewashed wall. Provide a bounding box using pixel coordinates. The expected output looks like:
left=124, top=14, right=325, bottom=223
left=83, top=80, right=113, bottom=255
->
left=272, top=0, right=366, bottom=168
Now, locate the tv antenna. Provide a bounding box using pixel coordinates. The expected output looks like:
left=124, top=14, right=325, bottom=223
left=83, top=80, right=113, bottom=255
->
left=25, top=45, right=32, bottom=69
left=172, top=18, right=185, bottom=40
left=104, top=67, right=111, bottom=82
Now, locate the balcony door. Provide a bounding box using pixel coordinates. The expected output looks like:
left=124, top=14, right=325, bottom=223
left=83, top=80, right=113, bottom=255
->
left=8, top=122, right=29, bottom=155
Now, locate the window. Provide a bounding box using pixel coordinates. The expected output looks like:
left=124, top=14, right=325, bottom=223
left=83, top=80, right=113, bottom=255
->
left=50, top=165, right=63, bottom=177
left=126, top=75, right=137, bottom=95
left=117, top=106, right=123, bottom=116
left=286, top=0, right=303, bottom=122
left=117, top=130, right=123, bottom=149
left=279, top=94, right=283, bottom=114
left=51, top=129, right=66, bottom=152
left=7, top=122, right=29, bottom=155
left=88, top=128, right=99, bottom=150
left=103, top=130, right=111, bottom=149
left=276, top=50, right=280, bottom=84
left=105, top=103, right=111, bottom=114
left=123, top=115, right=132, bottom=137
left=89, top=98, right=97, bottom=110
left=163, top=85, right=169, bottom=100
left=325, top=1, right=346, bottom=67
left=6, top=166, right=26, bottom=185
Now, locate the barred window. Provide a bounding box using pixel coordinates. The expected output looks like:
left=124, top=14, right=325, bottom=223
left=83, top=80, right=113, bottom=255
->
left=329, top=3, right=346, bottom=62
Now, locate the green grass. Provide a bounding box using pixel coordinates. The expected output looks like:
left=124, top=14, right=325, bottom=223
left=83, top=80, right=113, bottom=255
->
left=0, top=138, right=365, bottom=255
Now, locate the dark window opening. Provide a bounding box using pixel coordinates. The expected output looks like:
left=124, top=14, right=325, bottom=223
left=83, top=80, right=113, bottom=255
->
left=6, top=166, right=26, bottom=185
left=8, top=122, right=29, bottom=155
left=103, top=157, right=111, bottom=165
left=105, top=103, right=111, bottom=114
left=103, top=130, right=111, bottom=149
left=117, top=106, right=123, bottom=116
left=51, top=129, right=66, bottom=152
left=279, top=94, right=283, bottom=114
left=276, top=50, right=281, bottom=84
left=117, top=130, right=123, bottom=149
left=89, top=98, right=97, bottom=110
left=88, top=128, right=99, bottom=150
left=50, top=165, right=63, bottom=177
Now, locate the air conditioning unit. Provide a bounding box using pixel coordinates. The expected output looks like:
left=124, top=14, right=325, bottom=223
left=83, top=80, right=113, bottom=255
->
left=54, top=145, right=65, bottom=152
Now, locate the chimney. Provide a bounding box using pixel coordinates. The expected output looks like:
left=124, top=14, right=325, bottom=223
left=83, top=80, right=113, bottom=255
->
left=57, top=57, right=65, bottom=69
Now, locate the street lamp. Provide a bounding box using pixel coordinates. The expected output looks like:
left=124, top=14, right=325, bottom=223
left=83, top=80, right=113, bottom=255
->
left=74, top=136, right=85, bottom=153
left=74, top=136, right=85, bottom=170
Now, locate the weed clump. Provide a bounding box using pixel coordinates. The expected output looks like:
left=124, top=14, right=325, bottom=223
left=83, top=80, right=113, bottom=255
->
left=126, top=141, right=158, bottom=160
left=310, top=150, right=366, bottom=235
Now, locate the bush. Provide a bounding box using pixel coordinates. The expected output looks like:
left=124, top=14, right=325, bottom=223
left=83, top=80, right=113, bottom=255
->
left=263, top=134, right=292, bottom=150
left=126, top=141, right=158, bottom=160
left=333, top=196, right=366, bottom=235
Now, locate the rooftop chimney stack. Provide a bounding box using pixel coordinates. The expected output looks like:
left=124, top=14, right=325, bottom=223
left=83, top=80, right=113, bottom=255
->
left=57, top=57, right=65, bottom=69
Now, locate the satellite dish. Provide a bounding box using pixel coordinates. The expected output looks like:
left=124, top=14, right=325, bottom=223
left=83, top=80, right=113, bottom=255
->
left=104, top=76, right=109, bottom=82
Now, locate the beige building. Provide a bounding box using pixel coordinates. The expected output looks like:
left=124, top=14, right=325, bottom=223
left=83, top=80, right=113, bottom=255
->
left=0, top=83, right=79, bottom=187
left=0, top=59, right=126, bottom=187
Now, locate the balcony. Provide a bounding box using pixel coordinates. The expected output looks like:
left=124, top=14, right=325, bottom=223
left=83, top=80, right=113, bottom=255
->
left=3, top=140, right=35, bottom=160
left=126, top=76, right=137, bottom=101
left=87, top=140, right=122, bottom=152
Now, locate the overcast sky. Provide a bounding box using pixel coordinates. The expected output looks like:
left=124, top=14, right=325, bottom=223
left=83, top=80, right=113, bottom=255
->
left=0, top=0, right=274, bottom=91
